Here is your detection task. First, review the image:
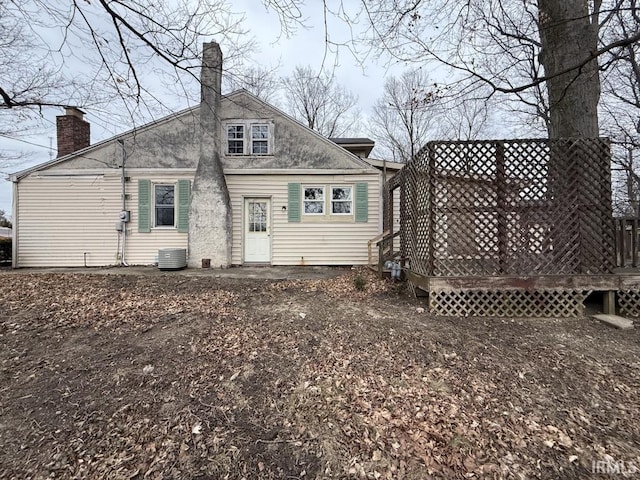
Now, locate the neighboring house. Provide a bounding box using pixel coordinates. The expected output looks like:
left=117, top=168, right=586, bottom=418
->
left=0, top=227, right=11, bottom=239
left=10, top=43, right=384, bottom=268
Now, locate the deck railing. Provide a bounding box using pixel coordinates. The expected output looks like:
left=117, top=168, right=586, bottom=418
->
left=615, top=217, right=640, bottom=268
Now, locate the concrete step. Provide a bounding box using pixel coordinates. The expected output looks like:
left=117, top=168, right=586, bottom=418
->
left=592, top=314, right=635, bottom=330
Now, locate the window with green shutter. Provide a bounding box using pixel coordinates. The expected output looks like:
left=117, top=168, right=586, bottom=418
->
left=288, top=183, right=301, bottom=222
left=355, top=182, right=368, bottom=223
left=138, top=179, right=151, bottom=232
left=177, top=180, right=190, bottom=233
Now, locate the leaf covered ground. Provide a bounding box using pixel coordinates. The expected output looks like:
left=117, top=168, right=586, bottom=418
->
left=1, top=269, right=639, bottom=479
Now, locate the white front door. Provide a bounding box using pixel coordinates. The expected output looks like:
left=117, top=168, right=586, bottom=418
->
left=244, top=198, right=271, bottom=263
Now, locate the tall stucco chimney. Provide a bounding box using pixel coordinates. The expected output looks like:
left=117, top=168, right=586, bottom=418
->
left=187, top=42, right=233, bottom=268
left=56, top=107, right=90, bottom=157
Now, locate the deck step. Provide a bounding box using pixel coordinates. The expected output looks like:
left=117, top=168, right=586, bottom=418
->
left=592, top=314, right=635, bottom=330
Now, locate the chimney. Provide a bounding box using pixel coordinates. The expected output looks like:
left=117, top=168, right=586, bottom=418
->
left=187, top=42, right=233, bottom=268
left=56, top=107, right=90, bottom=157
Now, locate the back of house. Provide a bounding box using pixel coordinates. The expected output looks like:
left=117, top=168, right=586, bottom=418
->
left=10, top=53, right=385, bottom=268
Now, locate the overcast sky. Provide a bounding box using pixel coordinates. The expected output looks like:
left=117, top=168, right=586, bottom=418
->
left=1, top=2, right=423, bottom=218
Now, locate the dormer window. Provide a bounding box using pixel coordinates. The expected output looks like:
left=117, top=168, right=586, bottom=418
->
left=226, top=121, right=272, bottom=155
left=251, top=125, right=269, bottom=154
left=227, top=125, right=244, bottom=154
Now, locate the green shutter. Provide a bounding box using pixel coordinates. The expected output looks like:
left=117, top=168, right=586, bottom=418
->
left=138, top=179, right=151, bottom=232
left=177, top=179, right=191, bottom=233
left=288, top=183, right=301, bottom=222
left=355, top=183, right=368, bottom=223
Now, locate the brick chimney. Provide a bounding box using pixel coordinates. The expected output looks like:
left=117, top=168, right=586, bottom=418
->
left=56, top=107, right=90, bottom=157
left=187, top=42, right=232, bottom=268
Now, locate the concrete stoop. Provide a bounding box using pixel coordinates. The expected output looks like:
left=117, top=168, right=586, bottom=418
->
left=592, top=314, right=635, bottom=330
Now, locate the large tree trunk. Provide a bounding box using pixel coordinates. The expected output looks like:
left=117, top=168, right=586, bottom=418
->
left=537, top=2, right=612, bottom=274
left=538, top=0, right=601, bottom=138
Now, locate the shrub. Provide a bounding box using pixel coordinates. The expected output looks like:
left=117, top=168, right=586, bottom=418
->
left=353, top=274, right=367, bottom=291
left=0, top=237, right=11, bottom=263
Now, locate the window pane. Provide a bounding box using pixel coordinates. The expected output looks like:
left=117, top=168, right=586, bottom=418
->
left=249, top=202, right=267, bottom=232
left=229, top=140, right=244, bottom=153
left=156, top=206, right=175, bottom=226
left=155, top=185, right=174, bottom=205
left=155, top=185, right=175, bottom=226
left=304, top=187, right=324, bottom=200
left=228, top=125, right=244, bottom=139
left=332, top=202, right=352, bottom=214
left=332, top=187, right=352, bottom=200
left=251, top=125, right=268, bottom=139
left=304, top=201, right=324, bottom=214
left=252, top=140, right=268, bottom=154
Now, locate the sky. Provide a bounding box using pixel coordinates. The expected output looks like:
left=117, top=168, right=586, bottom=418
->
left=0, top=1, right=417, bottom=219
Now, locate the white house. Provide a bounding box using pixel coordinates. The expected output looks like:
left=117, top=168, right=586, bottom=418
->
left=10, top=43, right=387, bottom=268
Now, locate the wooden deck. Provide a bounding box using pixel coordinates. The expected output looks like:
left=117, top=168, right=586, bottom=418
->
left=406, top=270, right=640, bottom=318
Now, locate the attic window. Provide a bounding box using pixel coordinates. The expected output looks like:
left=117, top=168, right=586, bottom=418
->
left=227, top=125, right=244, bottom=154
left=251, top=125, right=269, bottom=154
left=226, top=121, right=271, bottom=155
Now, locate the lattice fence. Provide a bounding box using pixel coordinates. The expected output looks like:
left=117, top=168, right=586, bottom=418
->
left=391, top=139, right=619, bottom=317
left=429, top=289, right=590, bottom=318
left=618, top=290, right=640, bottom=318
left=399, top=139, right=615, bottom=277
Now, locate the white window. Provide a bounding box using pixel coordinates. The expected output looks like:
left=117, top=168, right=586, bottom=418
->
left=331, top=186, right=352, bottom=214
left=227, top=124, right=244, bottom=154
left=155, top=184, right=175, bottom=227
left=303, top=186, right=325, bottom=215
left=226, top=121, right=271, bottom=155
left=251, top=124, right=270, bottom=154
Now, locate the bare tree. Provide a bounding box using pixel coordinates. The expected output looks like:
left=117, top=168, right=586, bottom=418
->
left=437, top=96, right=495, bottom=141
left=598, top=2, right=640, bottom=214
left=610, top=143, right=640, bottom=216
left=277, top=1, right=639, bottom=139
left=282, top=65, right=360, bottom=137
left=224, top=65, right=282, bottom=104
left=0, top=0, right=255, bottom=139
left=370, top=69, right=441, bottom=163
left=0, top=209, right=10, bottom=228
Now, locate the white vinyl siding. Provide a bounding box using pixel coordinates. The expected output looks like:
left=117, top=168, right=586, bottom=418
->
left=15, top=174, right=122, bottom=267
left=15, top=171, right=192, bottom=267
left=15, top=170, right=379, bottom=267
left=227, top=173, right=380, bottom=265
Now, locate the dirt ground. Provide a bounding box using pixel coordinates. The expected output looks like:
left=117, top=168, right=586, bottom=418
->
left=1, top=268, right=639, bottom=479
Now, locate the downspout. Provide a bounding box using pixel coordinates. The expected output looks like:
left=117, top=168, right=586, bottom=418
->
left=11, top=180, right=18, bottom=268
left=118, top=139, right=128, bottom=266
left=382, top=158, right=387, bottom=234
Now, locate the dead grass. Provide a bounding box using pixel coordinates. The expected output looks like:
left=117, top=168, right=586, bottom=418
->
left=0, top=270, right=639, bottom=479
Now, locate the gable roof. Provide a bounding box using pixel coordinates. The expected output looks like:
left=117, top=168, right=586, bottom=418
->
left=222, top=90, right=374, bottom=170
left=9, top=105, right=199, bottom=181
left=11, top=89, right=375, bottom=180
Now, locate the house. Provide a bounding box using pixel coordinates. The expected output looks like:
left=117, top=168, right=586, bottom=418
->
left=330, top=138, right=375, bottom=159
left=9, top=43, right=384, bottom=268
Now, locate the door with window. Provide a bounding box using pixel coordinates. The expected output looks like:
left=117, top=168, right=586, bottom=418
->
left=244, top=198, right=271, bottom=263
